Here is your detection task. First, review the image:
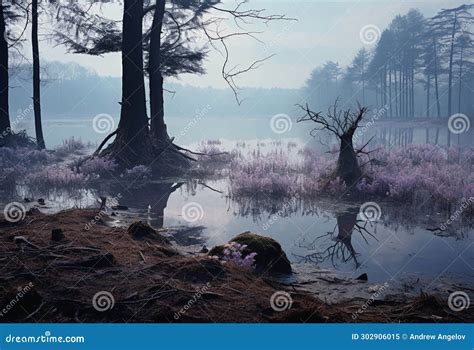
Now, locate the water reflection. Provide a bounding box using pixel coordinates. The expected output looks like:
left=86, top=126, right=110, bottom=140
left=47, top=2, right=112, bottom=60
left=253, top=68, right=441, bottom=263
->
left=7, top=179, right=473, bottom=282
left=296, top=207, right=377, bottom=268
left=108, top=181, right=208, bottom=246
left=110, top=182, right=183, bottom=228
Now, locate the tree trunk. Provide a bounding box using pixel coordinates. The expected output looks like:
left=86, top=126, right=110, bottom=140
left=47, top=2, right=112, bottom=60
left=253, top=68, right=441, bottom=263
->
left=32, top=0, right=45, bottom=149
left=337, top=132, right=361, bottom=187
left=433, top=40, right=441, bottom=118
left=447, top=12, right=457, bottom=117
left=394, top=65, right=398, bottom=117
left=410, top=62, right=415, bottom=118
left=362, top=76, right=365, bottom=105
left=389, top=64, right=392, bottom=117
left=458, top=45, right=463, bottom=113
left=399, top=68, right=402, bottom=118
left=149, top=0, right=169, bottom=146
left=102, top=0, right=150, bottom=166
left=0, top=2, right=10, bottom=139
left=426, top=72, right=430, bottom=117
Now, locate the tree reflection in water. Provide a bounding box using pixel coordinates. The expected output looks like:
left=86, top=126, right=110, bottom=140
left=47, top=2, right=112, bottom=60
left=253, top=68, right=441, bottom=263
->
left=295, top=206, right=377, bottom=268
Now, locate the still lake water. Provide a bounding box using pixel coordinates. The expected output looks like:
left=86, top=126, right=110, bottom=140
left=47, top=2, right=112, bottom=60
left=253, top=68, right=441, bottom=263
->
left=9, top=117, right=474, bottom=288
left=107, top=180, right=474, bottom=286
left=21, top=115, right=472, bottom=149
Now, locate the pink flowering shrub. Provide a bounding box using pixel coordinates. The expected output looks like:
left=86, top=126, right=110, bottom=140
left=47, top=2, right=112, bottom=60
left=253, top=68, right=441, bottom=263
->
left=218, top=242, right=257, bottom=271
left=80, top=157, right=118, bottom=177
left=122, top=165, right=151, bottom=181
left=229, top=146, right=338, bottom=198
left=0, top=147, right=52, bottom=166
left=55, top=137, right=88, bottom=156
left=25, top=166, right=86, bottom=190
left=229, top=150, right=298, bottom=197
left=360, top=145, right=473, bottom=206
left=227, top=142, right=473, bottom=208
left=0, top=147, right=53, bottom=190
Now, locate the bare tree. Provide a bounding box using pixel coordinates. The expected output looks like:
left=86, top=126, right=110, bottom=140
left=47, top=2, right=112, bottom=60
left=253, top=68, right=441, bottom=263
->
left=298, top=100, right=368, bottom=187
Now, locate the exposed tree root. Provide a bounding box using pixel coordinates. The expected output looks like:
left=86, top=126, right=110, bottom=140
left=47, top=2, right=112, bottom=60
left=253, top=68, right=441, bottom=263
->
left=91, top=127, right=228, bottom=177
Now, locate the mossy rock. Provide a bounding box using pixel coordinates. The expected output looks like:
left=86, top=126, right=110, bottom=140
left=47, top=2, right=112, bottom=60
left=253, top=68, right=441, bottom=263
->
left=209, top=232, right=292, bottom=274
left=127, top=221, right=170, bottom=245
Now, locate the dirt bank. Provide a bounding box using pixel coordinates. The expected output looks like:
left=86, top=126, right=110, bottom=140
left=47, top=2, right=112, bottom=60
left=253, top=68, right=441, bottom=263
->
left=0, top=209, right=471, bottom=323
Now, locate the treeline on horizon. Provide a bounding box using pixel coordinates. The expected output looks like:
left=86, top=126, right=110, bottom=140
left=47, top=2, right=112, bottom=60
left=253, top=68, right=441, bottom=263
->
left=7, top=4, right=474, bottom=123
left=9, top=61, right=303, bottom=120
left=304, top=5, right=474, bottom=119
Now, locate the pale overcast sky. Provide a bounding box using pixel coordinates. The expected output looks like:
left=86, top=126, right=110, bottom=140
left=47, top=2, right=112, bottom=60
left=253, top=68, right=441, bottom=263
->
left=32, top=0, right=468, bottom=89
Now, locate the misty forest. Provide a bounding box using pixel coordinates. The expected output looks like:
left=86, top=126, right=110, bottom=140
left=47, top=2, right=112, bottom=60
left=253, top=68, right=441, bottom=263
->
left=0, top=0, right=473, bottom=323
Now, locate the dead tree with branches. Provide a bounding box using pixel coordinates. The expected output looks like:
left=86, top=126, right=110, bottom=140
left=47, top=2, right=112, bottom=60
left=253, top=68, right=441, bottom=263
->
left=296, top=207, right=377, bottom=268
left=298, top=100, right=369, bottom=188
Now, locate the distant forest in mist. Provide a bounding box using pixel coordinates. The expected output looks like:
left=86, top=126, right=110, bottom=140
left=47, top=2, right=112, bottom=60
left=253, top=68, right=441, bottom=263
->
left=8, top=6, right=474, bottom=121
left=304, top=7, right=474, bottom=119
left=9, top=61, right=303, bottom=119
